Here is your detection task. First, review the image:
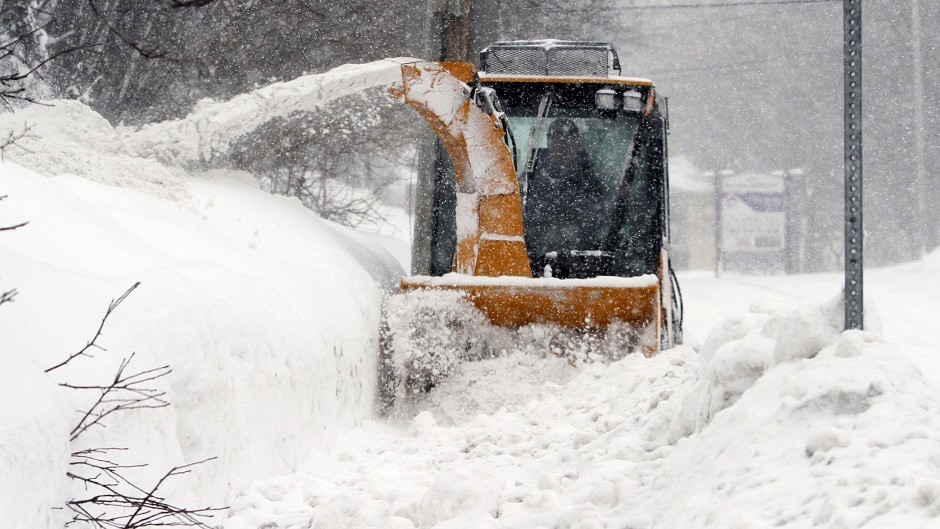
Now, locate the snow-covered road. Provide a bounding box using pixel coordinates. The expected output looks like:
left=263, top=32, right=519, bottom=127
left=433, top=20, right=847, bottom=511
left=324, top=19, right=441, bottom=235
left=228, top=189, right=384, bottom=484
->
left=224, top=265, right=940, bottom=529
left=225, top=351, right=696, bottom=529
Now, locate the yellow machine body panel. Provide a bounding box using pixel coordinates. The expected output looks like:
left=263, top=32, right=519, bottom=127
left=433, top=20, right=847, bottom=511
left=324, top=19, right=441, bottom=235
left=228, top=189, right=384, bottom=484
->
left=400, top=275, right=661, bottom=355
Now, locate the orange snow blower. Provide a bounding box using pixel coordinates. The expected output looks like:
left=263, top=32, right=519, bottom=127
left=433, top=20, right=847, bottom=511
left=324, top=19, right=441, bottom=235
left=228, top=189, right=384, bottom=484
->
left=381, top=41, right=682, bottom=404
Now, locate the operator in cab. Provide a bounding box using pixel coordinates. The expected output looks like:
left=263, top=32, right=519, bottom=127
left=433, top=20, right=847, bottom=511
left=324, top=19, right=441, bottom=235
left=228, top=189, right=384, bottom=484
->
left=524, top=118, right=606, bottom=272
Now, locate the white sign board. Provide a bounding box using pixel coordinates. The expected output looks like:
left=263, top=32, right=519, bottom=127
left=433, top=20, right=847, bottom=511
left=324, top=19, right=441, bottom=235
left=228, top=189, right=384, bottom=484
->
left=721, top=172, right=785, bottom=253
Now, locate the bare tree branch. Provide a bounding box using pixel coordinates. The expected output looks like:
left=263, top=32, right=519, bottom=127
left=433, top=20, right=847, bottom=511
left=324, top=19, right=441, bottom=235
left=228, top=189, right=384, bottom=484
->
left=168, top=0, right=218, bottom=7
left=67, top=449, right=223, bottom=528
left=25, top=247, right=222, bottom=525
left=0, top=288, right=17, bottom=308
left=86, top=0, right=187, bottom=63
left=46, top=282, right=141, bottom=373
left=48, top=279, right=225, bottom=526
left=0, top=12, right=95, bottom=109
left=0, top=221, right=27, bottom=231
left=64, top=353, right=172, bottom=442
left=0, top=122, right=32, bottom=161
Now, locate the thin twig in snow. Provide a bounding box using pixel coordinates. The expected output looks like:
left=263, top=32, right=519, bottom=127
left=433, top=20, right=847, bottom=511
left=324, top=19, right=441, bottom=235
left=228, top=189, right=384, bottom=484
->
left=46, top=282, right=141, bottom=373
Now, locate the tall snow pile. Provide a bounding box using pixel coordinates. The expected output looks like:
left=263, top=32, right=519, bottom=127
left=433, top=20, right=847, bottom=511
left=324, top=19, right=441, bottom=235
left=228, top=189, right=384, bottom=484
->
left=0, top=100, right=402, bottom=526
left=225, top=294, right=940, bottom=529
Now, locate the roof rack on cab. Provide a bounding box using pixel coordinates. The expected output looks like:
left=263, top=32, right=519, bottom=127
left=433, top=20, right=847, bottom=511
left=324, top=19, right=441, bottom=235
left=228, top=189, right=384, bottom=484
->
left=480, top=40, right=622, bottom=77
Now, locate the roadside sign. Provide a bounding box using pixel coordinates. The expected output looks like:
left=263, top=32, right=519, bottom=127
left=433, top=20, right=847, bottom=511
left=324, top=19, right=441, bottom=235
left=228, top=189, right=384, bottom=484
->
left=720, top=172, right=786, bottom=254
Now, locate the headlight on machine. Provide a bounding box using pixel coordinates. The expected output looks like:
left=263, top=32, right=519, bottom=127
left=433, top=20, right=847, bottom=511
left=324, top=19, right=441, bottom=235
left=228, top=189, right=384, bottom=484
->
left=623, top=90, right=644, bottom=113
left=595, top=88, right=618, bottom=110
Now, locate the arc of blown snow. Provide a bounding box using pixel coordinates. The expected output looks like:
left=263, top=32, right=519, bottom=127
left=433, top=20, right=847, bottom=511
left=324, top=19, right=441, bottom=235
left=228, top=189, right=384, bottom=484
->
left=117, top=58, right=530, bottom=278
left=117, top=58, right=414, bottom=165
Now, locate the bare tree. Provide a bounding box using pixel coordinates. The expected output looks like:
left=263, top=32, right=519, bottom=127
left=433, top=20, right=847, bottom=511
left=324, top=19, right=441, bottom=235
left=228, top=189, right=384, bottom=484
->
left=47, top=0, right=424, bottom=123
left=0, top=1, right=52, bottom=107
left=84, top=0, right=189, bottom=63
left=229, top=89, right=421, bottom=228
left=1, top=1, right=98, bottom=108
left=0, top=122, right=33, bottom=162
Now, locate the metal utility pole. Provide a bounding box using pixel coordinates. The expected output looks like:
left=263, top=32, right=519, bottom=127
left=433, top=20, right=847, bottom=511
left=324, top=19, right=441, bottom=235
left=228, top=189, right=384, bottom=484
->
left=708, top=169, right=733, bottom=278
left=843, top=0, right=863, bottom=330
left=705, top=170, right=721, bottom=277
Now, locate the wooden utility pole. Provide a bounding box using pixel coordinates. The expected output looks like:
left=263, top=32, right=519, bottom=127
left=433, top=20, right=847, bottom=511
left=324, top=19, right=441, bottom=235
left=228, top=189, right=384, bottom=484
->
left=425, top=0, right=500, bottom=63
left=428, top=1, right=471, bottom=62
left=412, top=0, right=500, bottom=274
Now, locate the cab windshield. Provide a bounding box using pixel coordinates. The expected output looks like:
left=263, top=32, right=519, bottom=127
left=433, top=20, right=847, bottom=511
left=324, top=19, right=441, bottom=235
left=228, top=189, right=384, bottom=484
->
left=498, top=84, right=653, bottom=273
left=509, top=113, right=638, bottom=205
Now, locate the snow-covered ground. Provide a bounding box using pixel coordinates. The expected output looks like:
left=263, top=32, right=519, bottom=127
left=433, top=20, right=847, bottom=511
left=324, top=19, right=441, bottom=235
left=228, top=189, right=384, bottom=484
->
left=222, top=266, right=940, bottom=529
left=2, top=62, right=939, bottom=528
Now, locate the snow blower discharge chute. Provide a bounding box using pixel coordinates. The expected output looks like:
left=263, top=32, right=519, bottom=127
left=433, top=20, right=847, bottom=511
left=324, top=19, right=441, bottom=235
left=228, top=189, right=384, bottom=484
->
left=380, top=41, right=682, bottom=408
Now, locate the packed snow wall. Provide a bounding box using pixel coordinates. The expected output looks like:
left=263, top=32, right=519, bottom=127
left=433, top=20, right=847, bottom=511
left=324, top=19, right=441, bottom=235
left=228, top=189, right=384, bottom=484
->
left=0, top=95, right=403, bottom=525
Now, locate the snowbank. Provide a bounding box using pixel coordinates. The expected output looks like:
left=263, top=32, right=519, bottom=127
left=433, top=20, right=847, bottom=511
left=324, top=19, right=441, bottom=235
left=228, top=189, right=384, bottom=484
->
left=0, top=99, right=403, bottom=525
left=0, top=100, right=189, bottom=201
left=224, top=294, right=940, bottom=529
left=0, top=355, right=71, bottom=528
left=668, top=294, right=854, bottom=437
left=660, top=330, right=940, bottom=528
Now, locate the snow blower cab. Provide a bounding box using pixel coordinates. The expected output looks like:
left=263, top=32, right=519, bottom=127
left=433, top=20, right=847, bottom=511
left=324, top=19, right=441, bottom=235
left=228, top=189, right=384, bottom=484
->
left=479, top=41, right=670, bottom=282
left=382, top=41, right=682, bottom=404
